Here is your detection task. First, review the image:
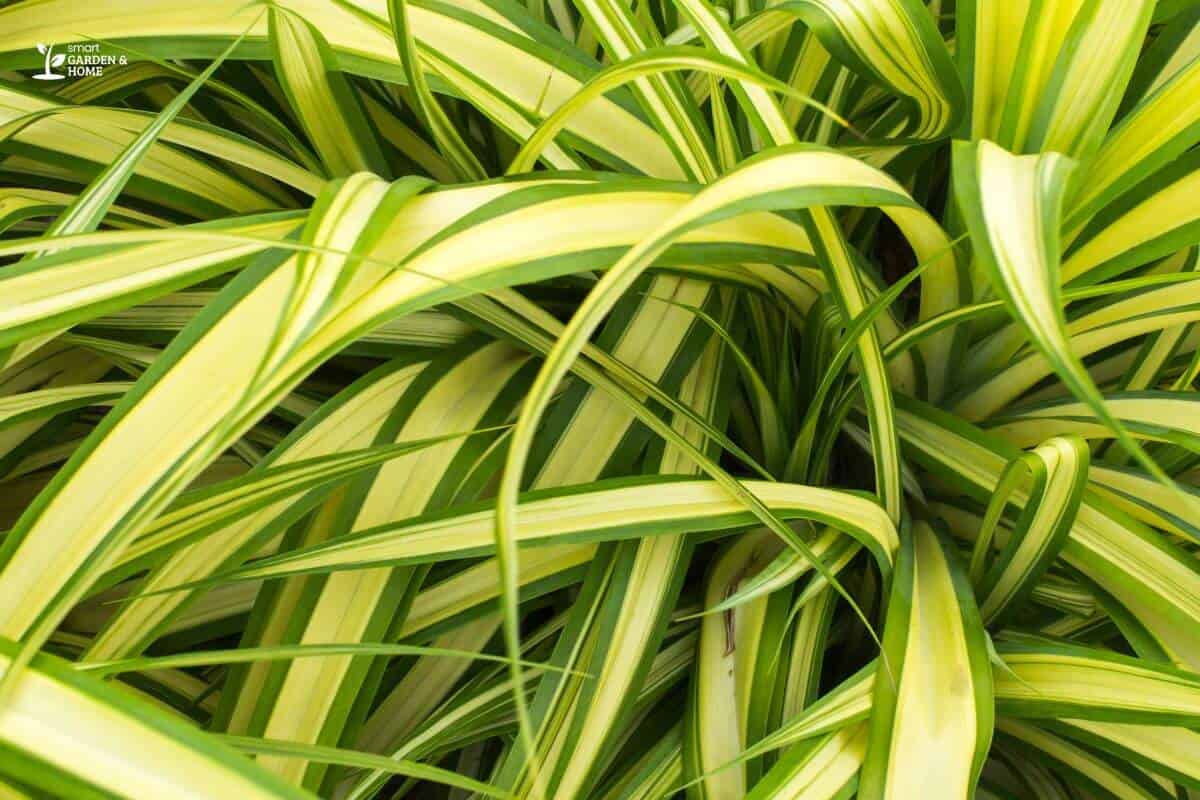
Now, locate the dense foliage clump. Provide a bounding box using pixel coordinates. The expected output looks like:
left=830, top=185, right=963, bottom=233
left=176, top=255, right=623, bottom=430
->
left=0, top=0, right=1199, bottom=797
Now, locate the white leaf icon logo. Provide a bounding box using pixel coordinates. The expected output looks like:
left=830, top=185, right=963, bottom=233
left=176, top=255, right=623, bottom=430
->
left=36, top=43, right=47, bottom=54
left=50, top=54, right=65, bottom=68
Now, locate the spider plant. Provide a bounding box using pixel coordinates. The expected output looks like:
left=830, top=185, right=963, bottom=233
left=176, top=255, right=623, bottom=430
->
left=0, top=0, right=1198, bottom=797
